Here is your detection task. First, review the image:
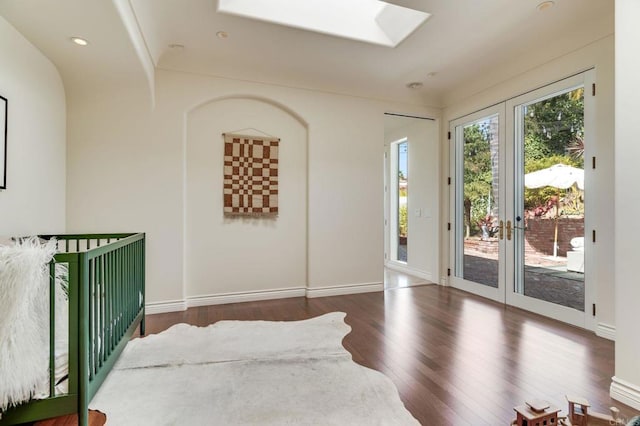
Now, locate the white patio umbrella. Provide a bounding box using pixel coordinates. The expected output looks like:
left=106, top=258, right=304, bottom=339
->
left=524, top=164, right=584, bottom=190
left=524, top=164, right=584, bottom=257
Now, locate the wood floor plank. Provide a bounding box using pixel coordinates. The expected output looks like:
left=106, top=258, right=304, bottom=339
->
left=33, top=410, right=106, bottom=426
left=129, top=285, right=638, bottom=425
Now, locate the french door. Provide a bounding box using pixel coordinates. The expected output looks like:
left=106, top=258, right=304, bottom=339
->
left=450, top=104, right=507, bottom=303
left=450, top=72, right=594, bottom=328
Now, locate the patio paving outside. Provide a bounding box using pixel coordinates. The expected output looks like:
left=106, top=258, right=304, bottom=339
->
left=397, top=241, right=584, bottom=311
left=463, top=246, right=585, bottom=312
left=398, top=244, right=407, bottom=262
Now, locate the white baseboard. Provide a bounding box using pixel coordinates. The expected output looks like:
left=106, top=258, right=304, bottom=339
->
left=611, top=376, right=640, bottom=410
left=146, top=283, right=383, bottom=313
left=384, top=262, right=433, bottom=281
left=145, top=299, right=187, bottom=315
left=596, top=322, right=616, bottom=341
left=440, top=277, right=448, bottom=286
left=306, top=282, right=383, bottom=298
left=187, top=287, right=306, bottom=307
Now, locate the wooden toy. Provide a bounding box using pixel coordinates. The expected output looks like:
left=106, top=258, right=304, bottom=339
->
left=512, top=401, right=561, bottom=426
left=559, top=395, right=623, bottom=426
left=511, top=396, right=624, bottom=426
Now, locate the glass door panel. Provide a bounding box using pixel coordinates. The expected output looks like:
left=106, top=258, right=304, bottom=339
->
left=389, top=138, right=408, bottom=263
left=397, top=140, right=408, bottom=262
left=506, top=71, right=592, bottom=328
left=516, top=87, right=585, bottom=310
left=450, top=106, right=505, bottom=302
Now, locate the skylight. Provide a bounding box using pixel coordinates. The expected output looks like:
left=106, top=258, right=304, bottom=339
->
left=217, top=0, right=431, bottom=47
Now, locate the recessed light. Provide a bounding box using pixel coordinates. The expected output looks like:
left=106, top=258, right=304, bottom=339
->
left=537, top=1, right=555, bottom=12
left=406, top=82, right=423, bottom=89
left=168, top=44, right=185, bottom=51
left=426, top=72, right=438, bottom=78
left=216, top=31, right=229, bottom=39
left=70, top=37, right=89, bottom=46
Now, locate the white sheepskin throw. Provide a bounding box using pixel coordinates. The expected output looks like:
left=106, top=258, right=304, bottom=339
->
left=0, top=237, right=57, bottom=413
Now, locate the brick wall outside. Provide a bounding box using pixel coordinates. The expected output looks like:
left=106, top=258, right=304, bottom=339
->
left=463, top=217, right=584, bottom=258
left=524, top=217, right=584, bottom=257
left=464, top=238, right=499, bottom=255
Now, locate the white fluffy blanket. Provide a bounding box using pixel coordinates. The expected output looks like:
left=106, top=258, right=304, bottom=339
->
left=91, top=312, right=419, bottom=425
left=0, top=238, right=61, bottom=413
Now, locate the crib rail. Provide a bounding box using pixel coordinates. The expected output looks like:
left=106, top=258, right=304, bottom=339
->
left=51, top=233, right=146, bottom=412
left=46, top=233, right=135, bottom=253
left=84, top=234, right=145, bottom=399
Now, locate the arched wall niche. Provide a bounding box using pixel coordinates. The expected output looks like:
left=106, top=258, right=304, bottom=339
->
left=184, top=95, right=309, bottom=301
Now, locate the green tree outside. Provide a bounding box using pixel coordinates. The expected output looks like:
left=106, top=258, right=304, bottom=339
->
left=462, top=87, right=584, bottom=238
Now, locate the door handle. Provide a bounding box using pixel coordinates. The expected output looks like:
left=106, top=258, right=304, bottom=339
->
left=506, top=220, right=526, bottom=241
left=498, top=220, right=504, bottom=240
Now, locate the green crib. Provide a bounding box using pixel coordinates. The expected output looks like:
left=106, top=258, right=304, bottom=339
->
left=0, top=233, right=145, bottom=426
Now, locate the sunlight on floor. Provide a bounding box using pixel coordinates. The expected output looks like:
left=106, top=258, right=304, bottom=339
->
left=384, top=268, right=433, bottom=289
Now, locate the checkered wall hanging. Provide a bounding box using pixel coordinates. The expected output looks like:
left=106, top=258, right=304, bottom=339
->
left=223, top=133, right=279, bottom=216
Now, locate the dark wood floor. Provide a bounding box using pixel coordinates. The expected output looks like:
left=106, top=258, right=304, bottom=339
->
left=33, top=411, right=105, bottom=426
left=133, top=284, right=638, bottom=425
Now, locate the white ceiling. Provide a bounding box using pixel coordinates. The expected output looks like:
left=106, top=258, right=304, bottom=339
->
left=0, top=0, right=614, bottom=107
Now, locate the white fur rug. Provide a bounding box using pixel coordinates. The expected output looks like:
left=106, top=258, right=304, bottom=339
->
left=90, top=312, right=418, bottom=425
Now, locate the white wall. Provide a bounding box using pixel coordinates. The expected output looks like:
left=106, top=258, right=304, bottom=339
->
left=185, top=98, right=307, bottom=300
left=440, top=36, right=615, bottom=333
left=66, top=82, right=181, bottom=306
left=66, top=68, right=439, bottom=309
left=384, top=116, right=440, bottom=281
left=0, top=16, right=66, bottom=236
left=611, top=0, right=640, bottom=410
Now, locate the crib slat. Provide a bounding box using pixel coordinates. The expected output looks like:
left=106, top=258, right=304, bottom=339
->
left=111, top=251, right=116, bottom=351
left=127, top=244, right=132, bottom=324
left=130, top=243, right=134, bottom=325
left=93, top=258, right=99, bottom=374
left=97, top=256, right=103, bottom=366
left=99, top=254, right=105, bottom=360
left=118, top=248, right=124, bottom=338
left=124, top=245, right=129, bottom=325
left=138, top=240, right=143, bottom=325
left=96, top=257, right=101, bottom=368
left=88, top=260, right=94, bottom=379
left=98, top=257, right=102, bottom=366
left=131, top=244, right=135, bottom=323
left=102, top=255, right=106, bottom=361
left=106, top=252, right=112, bottom=354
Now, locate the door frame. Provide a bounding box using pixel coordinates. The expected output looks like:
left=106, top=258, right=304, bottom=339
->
left=448, top=71, right=595, bottom=331
left=386, top=137, right=408, bottom=266
left=449, top=103, right=507, bottom=304
left=504, top=71, right=595, bottom=330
